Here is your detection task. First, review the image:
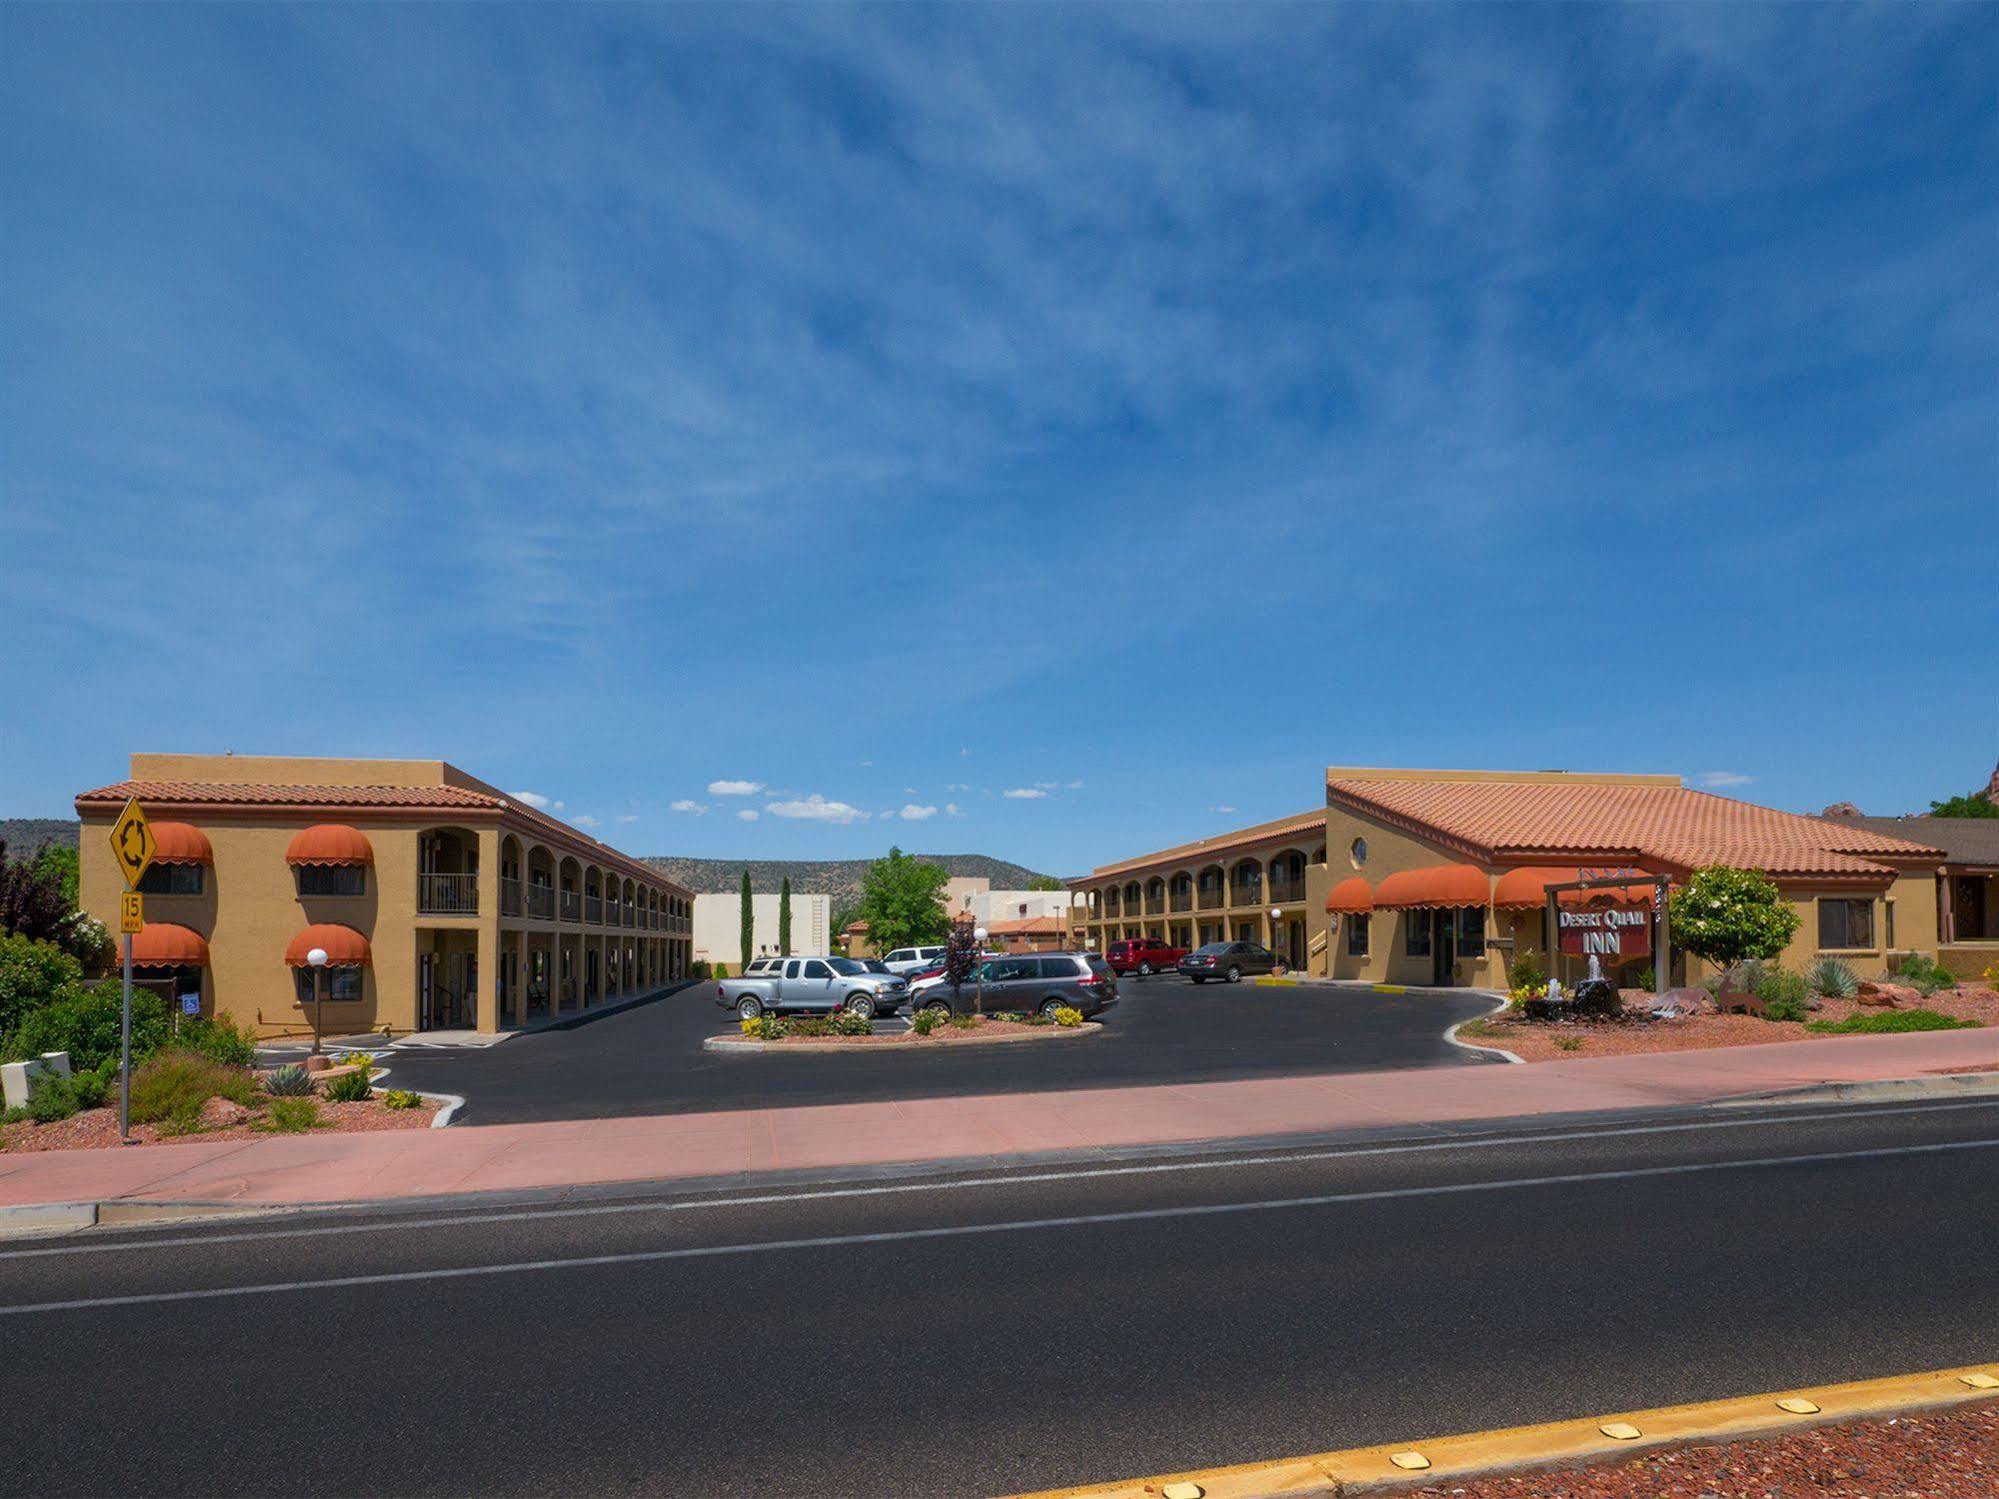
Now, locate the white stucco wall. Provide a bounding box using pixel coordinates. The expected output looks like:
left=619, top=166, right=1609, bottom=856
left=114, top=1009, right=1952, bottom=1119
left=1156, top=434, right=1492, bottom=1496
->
left=692, top=892, right=831, bottom=965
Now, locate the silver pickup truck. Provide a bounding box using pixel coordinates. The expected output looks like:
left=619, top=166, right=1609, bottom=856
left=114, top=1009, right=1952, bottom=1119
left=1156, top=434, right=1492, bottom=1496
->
left=716, top=956, right=909, bottom=1021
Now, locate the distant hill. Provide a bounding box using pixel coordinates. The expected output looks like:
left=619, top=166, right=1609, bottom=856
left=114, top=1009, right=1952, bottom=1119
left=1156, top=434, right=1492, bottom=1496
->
left=642, top=853, right=1058, bottom=908
left=1, top=819, right=79, bottom=857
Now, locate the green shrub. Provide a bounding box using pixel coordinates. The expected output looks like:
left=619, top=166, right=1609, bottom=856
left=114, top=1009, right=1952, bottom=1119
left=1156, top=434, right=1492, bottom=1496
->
left=1804, top=955, right=1859, bottom=1000
left=68, top=1061, right=111, bottom=1110
left=15, top=982, right=169, bottom=1073
left=129, top=1049, right=257, bottom=1128
left=1890, top=953, right=1956, bottom=997
left=1506, top=954, right=1547, bottom=993
left=175, top=1016, right=259, bottom=1068
left=1552, top=1035, right=1584, bottom=1051
left=264, top=1064, right=315, bottom=1097
left=322, top=1068, right=373, bottom=1103
left=1630, top=965, right=1657, bottom=992
left=381, top=1088, right=422, bottom=1110
left=831, top=1009, right=873, bottom=1037
left=712, top=962, right=728, bottom=980
left=26, top=1074, right=83, bottom=1123
left=1806, top=1009, right=1981, bottom=1035
left=948, top=1012, right=982, bottom=1030
left=0, top=933, right=84, bottom=1039
left=692, top=960, right=711, bottom=981
left=910, top=1008, right=943, bottom=1036
left=1754, top=968, right=1811, bottom=1022
left=265, top=1098, right=323, bottom=1132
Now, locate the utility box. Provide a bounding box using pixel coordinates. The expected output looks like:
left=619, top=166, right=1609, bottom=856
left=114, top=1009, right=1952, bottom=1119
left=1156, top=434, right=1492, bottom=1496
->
left=1, top=1051, right=73, bottom=1111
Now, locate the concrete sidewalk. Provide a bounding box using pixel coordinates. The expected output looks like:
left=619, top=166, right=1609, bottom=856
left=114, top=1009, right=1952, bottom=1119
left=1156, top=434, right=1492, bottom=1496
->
left=2, top=1030, right=1993, bottom=1215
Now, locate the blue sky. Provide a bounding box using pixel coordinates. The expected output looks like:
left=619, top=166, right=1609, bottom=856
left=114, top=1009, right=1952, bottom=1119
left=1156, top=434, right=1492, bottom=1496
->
left=3, top=4, right=1994, bottom=875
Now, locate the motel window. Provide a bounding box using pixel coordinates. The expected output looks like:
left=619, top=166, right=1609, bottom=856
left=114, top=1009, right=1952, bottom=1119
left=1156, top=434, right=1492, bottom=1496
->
left=1404, top=909, right=1431, bottom=958
left=296, top=865, right=366, bottom=897
left=1457, top=906, right=1486, bottom=958
left=1818, top=898, right=1875, bottom=951
left=294, top=967, right=364, bottom=1004
left=1345, top=914, right=1370, bottom=958
left=138, top=864, right=204, bottom=896
left=1884, top=900, right=1896, bottom=950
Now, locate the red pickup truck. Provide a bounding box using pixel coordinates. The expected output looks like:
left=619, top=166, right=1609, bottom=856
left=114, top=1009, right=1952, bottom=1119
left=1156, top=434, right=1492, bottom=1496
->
left=1105, top=937, right=1187, bottom=976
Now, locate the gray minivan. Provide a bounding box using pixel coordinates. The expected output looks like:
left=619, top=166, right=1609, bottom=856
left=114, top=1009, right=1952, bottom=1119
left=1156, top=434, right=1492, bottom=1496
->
left=911, top=953, right=1118, bottom=1019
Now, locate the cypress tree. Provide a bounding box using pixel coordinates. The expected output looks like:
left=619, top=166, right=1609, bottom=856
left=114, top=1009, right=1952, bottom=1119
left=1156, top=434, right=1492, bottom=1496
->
left=778, top=876, right=793, bottom=956
left=739, top=868, right=754, bottom=974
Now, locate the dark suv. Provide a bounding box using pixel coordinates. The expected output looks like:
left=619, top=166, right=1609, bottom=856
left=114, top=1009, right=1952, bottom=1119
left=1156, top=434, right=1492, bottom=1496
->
left=1105, top=937, right=1187, bottom=976
left=912, top=953, right=1119, bottom=1019
left=1177, top=941, right=1277, bottom=984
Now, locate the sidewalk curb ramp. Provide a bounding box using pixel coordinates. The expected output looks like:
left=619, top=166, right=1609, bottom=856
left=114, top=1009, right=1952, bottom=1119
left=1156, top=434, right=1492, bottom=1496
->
left=1716, top=1068, right=1999, bottom=1109
left=0, top=1198, right=314, bottom=1239
left=1001, top=1363, right=1999, bottom=1499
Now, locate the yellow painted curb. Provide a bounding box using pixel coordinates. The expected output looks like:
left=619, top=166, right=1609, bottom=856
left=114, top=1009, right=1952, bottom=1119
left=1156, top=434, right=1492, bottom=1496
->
left=1371, top=984, right=1406, bottom=995
left=1252, top=976, right=1299, bottom=987
left=996, top=1362, right=1999, bottom=1499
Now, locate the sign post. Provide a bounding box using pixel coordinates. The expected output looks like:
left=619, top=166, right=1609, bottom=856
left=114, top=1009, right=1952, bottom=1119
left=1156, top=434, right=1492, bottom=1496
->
left=107, top=799, right=155, bottom=1144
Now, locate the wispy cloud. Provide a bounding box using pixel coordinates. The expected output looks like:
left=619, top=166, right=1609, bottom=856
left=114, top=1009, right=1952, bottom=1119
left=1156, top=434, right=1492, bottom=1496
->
left=900, top=804, right=938, bottom=820
left=767, top=793, right=869, bottom=824
left=1210, top=805, right=1237, bottom=815
left=945, top=802, right=963, bottom=817
left=736, top=809, right=760, bottom=822
left=708, top=779, right=764, bottom=797
left=1003, top=788, right=1048, bottom=800
left=510, top=791, right=552, bottom=810
left=670, top=799, right=708, bottom=815
left=614, top=813, right=639, bottom=824
left=1696, top=771, right=1755, bottom=789
left=573, top=813, right=600, bottom=828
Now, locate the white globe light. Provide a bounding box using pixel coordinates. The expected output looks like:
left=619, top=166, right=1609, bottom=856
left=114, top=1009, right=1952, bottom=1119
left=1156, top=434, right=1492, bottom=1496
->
left=307, top=947, right=329, bottom=968
left=973, top=927, right=988, bottom=943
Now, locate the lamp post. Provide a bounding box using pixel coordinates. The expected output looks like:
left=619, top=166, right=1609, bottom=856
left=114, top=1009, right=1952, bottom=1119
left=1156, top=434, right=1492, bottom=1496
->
left=1270, top=906, right=1284, bottom=972
left=973, top=927, right=989, bottom=1014
left=307, top=947, right=328, bottom=1055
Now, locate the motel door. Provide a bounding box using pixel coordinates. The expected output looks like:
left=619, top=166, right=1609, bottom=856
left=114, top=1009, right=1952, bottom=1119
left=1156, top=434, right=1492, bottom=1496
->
left=418, top=954, right=434, bottom=1030
left=1432, top=912, right=1455, bottom=987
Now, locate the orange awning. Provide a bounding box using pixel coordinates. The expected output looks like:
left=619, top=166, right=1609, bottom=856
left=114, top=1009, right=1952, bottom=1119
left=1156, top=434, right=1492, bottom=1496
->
left=149, top=822, right=213, bottom=866
left=1493, top=866, right=1658, bottom=908
left=285, top=824, right=373, bottom=866
left=284, top=923, right=372, bottom=966
left=1324, top=876, right=1374, bottom=914
left=1372, top=864, right=1490, bottom=910
left=130, top=923, right=209, bottom=967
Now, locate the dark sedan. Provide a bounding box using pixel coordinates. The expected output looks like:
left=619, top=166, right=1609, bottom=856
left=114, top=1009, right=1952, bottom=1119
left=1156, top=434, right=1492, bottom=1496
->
left=1176, top=941, right=1277, bottom=984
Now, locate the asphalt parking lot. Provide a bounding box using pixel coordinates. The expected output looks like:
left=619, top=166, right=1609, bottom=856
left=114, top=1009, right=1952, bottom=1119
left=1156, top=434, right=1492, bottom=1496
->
left=373, top=974, right=1501, bottom=1125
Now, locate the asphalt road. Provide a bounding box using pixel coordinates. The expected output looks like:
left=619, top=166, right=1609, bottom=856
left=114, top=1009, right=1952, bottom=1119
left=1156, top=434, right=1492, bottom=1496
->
left=5, top=1098, right=1998, bottom=1496
left=372, top=975, right=1501, bottom=1124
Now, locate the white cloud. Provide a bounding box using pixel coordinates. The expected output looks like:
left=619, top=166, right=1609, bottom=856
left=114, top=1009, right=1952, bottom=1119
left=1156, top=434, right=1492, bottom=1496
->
left=1003, top=787, right=1049, bottom=800
left=1034, top=781, right=1060, bottom=790
left=1696, top=771, right=1755, bottom=788
left=945, top=783, right=971, bottom=792
left=900, top=804, right=939, bottom=820
left=903, top=786, right=918, bottom=795
left=736, top=808, right=760, bottom=822
left=670, top=799, right=708, bottom=815
left=573, top=814, right=600, bottom=828
left=859, top=760, right=874, bottom=768
left=510, top=790, right=551, bottom=810
left=615, top=813, right=639, bottom=825
left=708, top=779, right=765, bottom=796
left=1066, top=780, right=1085, bottom=790
left=767, top=793, right=869, bottom=824
left=1210, top=805, right=1237, bottom=814
left=945, top=802, right=963, bottom=817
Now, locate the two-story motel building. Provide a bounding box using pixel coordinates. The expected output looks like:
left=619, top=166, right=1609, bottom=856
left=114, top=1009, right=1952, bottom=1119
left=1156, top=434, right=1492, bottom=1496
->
left=1068, top=767, right=1948, bottom=989
left=76, top=754, right=694, bottom=1037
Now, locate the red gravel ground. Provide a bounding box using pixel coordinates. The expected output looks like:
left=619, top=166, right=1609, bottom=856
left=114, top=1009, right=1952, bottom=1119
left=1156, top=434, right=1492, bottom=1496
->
left=1458, top=987, right=1999, bottom=1065
left=1410, top=1401, right=1999, bottom=1497
left=0, top=1096, right=442, bottom=1152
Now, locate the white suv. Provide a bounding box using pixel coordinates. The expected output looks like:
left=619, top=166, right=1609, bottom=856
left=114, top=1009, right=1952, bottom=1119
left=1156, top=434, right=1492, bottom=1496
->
left=881, top=946, right=946, bottom=976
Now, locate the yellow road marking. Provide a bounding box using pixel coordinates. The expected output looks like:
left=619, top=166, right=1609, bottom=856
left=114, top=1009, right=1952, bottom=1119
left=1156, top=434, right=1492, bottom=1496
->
left=1372, top=984, right=1407, bottom=994
left=997, top=1362, right=1999, bottom=1499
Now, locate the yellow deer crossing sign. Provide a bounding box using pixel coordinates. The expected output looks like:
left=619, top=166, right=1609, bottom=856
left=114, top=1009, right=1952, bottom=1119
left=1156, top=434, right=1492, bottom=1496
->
left=109, top=798, right=155, bottom=890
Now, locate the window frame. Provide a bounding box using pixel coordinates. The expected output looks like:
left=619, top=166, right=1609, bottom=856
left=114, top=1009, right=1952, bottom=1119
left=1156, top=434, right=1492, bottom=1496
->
left=1817, top=897, right=1876, bottom=952
left=138, top=863, right=205, bottom=896
left=295, top=864, right=366, bottom=898
left=1345, top=913, right=1371, bottom=958
left=1404, top=908, right=1431, bottom=958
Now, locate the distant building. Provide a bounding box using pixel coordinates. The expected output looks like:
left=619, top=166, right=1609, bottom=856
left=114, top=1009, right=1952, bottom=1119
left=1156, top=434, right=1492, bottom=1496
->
left=692, top=891, right=830, bottom=968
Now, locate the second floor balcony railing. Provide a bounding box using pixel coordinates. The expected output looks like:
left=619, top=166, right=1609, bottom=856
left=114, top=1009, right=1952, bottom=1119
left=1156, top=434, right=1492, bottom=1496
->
left=1268, top=877, right=1306, bottom=905
left=1169, top=891, right=1193, bottom=913
left=500, top=877, right=521, bottom=917
left=1198, top=887, right=1224, bottom=910
left=418, top=872, right=479, bottom=916
left=585, top=895, right=604, bottom=924
left=1229, top=883, right=1262, bottom=908
left=560, top=890, right=582, bottom=922
left=1144, top=896, right=1165, bottom=915
left=524, top=883, right=555, bottom=920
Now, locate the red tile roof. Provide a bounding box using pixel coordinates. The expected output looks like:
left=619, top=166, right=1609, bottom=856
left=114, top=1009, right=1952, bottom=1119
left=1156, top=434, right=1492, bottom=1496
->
left=1325, top=776, right=1944, bottom=881
left=1085, top=809, right=1328, bottom=880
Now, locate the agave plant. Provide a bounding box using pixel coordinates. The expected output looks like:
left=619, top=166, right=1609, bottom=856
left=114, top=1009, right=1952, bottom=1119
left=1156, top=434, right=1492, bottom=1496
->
left=264, top=1064, right=316, bottom=1097
left=1804, top=955, right=1859, bottom=1000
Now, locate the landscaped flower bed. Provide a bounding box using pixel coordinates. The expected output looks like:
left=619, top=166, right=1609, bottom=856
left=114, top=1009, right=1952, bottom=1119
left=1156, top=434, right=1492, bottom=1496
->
left=712, top=1009, right=1096, bottom=1047
left=1459, top=983, right=1998, bottom=1065
left=0, top=1046, right=441, bottom=1152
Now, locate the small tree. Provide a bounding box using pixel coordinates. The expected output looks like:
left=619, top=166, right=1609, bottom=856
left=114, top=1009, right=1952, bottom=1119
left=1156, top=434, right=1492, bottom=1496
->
left=1026, top=874, right=1064, bottom=892
left=739, top=868, right=754, bottom=975
left=1667, top=865, right=1800, bottom=977
left=852, top=847, right=949, bottom=957
left=1929, top=791, right=1997, bottom=819
left=778, top=877, right=793, bottom=956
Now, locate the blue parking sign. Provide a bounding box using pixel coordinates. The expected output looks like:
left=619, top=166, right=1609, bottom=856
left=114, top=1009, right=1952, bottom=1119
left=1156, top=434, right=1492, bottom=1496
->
left=181, top=994, right=201, bottom=1016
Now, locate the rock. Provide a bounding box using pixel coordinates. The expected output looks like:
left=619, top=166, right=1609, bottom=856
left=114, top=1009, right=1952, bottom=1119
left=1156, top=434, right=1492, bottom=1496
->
left=199, top=1097, right=250, bottom=1128
left=1855, top=981, right=1919, bottom=1008
left=303, top=1055, right=333, bottom=1073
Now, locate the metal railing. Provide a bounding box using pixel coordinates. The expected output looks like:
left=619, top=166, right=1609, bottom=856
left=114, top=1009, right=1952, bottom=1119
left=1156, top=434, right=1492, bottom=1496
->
left=1169, top=891, right=1193, bottom=913
left=560, top=890, right=582, bottom=922
left=585, top=895, right=604, bottom=924
left=1268, top=878, right=1306, bottom=905
left=1229, top=884, right=1263, bottom=908
left=418, top=872, right=479, bottom=916
left=500, top=877, right=521, bottom=917
left=525, top=883, right=555, bottom=920
left=1198, top=888, right=1224, bottom=910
